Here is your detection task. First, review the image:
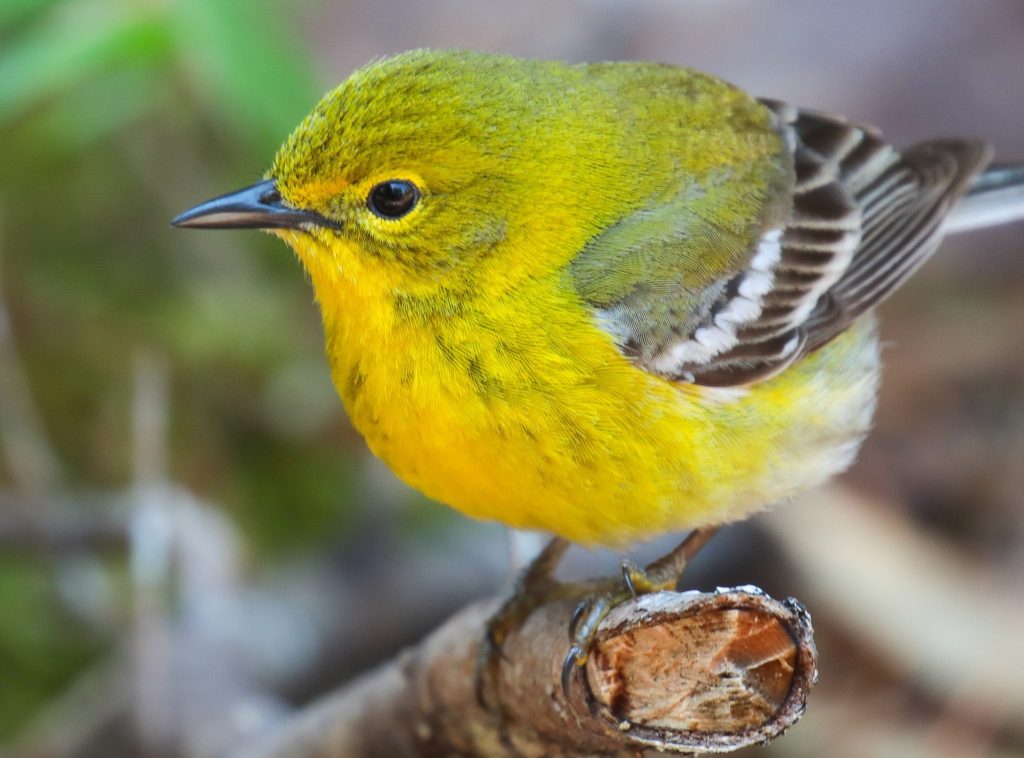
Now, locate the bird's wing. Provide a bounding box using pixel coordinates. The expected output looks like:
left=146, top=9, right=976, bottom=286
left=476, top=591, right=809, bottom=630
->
left=581, top=101, right=989, bottom=387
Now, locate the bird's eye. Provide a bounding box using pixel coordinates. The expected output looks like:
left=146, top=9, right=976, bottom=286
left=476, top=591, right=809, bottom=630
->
left=367, top=180, right=419, bottom=219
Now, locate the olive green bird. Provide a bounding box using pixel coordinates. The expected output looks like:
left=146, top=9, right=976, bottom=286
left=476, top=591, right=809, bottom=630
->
left=173, top=50, right=1024, bottom=685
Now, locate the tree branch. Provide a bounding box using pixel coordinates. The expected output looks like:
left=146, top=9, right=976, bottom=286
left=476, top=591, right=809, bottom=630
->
left=241, top=586, right=817, bottom=757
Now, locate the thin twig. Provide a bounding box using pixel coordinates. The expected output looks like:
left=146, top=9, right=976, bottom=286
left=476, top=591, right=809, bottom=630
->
left=130, top=351, right=176, bottom=755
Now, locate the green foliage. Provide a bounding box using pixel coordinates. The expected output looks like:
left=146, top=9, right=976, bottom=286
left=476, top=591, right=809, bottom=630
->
left=0, top=0, right=371, bottom=738
left=0, top=558, right=103, bottom=737
left=169, top=0, right=320, bottom=152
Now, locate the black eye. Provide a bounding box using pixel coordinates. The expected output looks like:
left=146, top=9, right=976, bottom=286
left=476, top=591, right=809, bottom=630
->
left=367, top=180, right=419, bottom=219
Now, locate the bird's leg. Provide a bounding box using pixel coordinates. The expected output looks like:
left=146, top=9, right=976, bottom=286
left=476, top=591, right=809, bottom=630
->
left=476, top=536, right=571, bottom=706
left=620, top=526, right=720, bottom=595
left=562, top=526, right=721, bottom=697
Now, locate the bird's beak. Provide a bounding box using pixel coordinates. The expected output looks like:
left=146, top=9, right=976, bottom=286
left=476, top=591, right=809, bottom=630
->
left=170, top=179, right=340, bottom=230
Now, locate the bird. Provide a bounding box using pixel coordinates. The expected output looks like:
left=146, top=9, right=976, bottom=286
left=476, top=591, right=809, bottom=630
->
left=172, top=49, right=1024, bottom=683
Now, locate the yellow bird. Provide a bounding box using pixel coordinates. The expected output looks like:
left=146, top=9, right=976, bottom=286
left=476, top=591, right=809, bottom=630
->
left=173, top=50, right=1023, bottom=675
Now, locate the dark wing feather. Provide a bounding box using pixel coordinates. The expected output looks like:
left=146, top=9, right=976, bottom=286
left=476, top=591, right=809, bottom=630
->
left=676, top=100, right=990, bottom=386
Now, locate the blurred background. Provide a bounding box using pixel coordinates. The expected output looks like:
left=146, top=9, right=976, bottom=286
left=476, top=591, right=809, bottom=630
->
left=1, top=1, right=1022, bottom=756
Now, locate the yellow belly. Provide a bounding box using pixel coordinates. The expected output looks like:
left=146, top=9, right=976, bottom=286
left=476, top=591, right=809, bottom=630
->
left=283, top=231, right=880, bottom=547
left=332, top=292, right=879, bottom=546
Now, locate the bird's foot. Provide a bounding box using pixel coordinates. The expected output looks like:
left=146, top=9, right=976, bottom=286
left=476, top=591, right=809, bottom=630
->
left=561, top=527, right=720, bottom=699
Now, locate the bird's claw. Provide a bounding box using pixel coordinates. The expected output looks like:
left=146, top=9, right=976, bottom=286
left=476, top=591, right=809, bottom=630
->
left=568, top=596, right=592, bottom=641
left=561, top=643, right=587, bottom=699
left=560, top=589, right=623, bottom=700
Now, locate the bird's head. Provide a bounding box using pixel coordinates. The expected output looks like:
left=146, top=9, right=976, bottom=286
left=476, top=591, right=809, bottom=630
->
left=174, top=50, right=651, bottom=295
left=174, top=49, right=780, bottom=315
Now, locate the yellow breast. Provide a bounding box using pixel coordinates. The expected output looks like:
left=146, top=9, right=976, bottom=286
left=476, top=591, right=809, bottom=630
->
left=282, top=229, right=880, bottom=547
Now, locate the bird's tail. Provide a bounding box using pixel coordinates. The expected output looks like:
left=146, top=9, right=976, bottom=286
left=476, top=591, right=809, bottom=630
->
left=946, top=162, right=1024, bottom=234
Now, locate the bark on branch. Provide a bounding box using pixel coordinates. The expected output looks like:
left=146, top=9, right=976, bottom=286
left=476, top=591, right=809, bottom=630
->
left=242, top=587, right=816, bottom=757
